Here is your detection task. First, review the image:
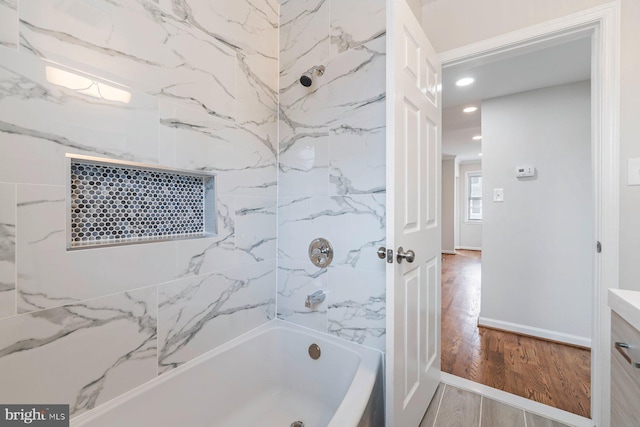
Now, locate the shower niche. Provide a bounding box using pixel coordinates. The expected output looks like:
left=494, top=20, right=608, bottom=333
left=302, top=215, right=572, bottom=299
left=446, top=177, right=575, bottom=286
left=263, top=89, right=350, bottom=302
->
left=66, top=154, right=216, bottom=249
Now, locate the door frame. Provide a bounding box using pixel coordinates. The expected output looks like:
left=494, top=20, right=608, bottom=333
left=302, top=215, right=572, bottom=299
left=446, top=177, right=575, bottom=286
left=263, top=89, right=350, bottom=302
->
left=437, top=3, right=620, bottom=426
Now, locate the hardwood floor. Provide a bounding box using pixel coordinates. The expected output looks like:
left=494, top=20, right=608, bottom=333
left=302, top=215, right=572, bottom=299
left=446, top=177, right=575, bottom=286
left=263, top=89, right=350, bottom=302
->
left=441, top=250, right=591, bottom=418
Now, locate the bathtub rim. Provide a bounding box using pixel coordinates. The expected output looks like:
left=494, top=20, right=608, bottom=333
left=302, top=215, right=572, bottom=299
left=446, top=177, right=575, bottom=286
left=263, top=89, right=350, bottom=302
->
left=70, top=319, right=383, bottom=427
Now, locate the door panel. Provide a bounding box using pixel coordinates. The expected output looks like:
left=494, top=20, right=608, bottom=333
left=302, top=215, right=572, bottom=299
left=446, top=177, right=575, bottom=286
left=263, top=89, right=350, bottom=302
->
left=386, top=0, right=442, bottom=425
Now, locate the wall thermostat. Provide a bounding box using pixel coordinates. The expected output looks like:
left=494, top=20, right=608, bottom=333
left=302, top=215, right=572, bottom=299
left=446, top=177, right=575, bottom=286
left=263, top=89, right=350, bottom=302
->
left=515, top=165, right=535, bottom=178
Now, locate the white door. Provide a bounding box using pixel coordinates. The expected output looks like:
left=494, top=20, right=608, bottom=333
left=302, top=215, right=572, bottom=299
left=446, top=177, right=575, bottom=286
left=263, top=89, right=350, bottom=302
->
left=385, top=0, right=442, bottom=425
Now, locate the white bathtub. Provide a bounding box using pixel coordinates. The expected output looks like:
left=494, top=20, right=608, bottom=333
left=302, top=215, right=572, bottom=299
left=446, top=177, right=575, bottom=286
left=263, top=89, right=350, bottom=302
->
left=71, top=320, right=384, bottom=427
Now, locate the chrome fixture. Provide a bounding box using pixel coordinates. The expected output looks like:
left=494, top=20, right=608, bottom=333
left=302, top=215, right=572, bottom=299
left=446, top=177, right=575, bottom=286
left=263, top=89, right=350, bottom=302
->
left=305, top=290, right=326, bottom=308
left=299, top=65, right=325, bottom=87
left=309, top=238, right=333, bottom=268
left=291, top=421, right=305, bottom=427
left=308, top=343, right=321, bottom=360
left=396, top=247, right=415, bottom=263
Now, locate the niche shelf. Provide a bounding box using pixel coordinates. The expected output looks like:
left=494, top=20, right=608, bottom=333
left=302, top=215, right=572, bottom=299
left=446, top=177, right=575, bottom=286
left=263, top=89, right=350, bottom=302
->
left=66, top=154, right=216, bottom=249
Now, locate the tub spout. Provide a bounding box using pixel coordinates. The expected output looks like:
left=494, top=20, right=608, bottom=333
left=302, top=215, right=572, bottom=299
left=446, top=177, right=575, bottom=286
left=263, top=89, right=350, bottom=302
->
left=305, top=290, right=326, bottom=308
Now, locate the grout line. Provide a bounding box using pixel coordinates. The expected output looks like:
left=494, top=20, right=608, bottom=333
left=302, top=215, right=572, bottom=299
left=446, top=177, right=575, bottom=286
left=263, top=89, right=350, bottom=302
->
left=431, top=383, right=446, bottom=426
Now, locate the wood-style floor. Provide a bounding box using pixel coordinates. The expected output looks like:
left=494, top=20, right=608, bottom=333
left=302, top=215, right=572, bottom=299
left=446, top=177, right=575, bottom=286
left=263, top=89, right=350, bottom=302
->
left=420, top=383, right=571, bottom=427
left=441, top=250, right=591, bottom=418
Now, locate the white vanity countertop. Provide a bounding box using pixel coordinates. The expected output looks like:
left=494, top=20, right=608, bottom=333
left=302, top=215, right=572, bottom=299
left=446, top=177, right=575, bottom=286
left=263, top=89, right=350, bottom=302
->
left=609, top=289, right=640, bottom=331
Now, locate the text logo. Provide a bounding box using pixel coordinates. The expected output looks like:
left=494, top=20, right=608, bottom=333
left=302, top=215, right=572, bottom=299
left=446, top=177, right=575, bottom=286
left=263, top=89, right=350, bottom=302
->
left=0, top=405, right=69, bottom=426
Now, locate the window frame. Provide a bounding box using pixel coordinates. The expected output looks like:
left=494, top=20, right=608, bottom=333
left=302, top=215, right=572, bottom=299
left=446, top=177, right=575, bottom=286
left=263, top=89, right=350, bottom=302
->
left=465, top=170, right=482, bottom=223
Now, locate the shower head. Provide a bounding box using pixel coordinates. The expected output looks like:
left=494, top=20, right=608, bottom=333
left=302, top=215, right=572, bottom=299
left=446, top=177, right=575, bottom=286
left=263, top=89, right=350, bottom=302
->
left=300, top=73, right=313, bottom=87
left=299, top=65, right=325, bottom=88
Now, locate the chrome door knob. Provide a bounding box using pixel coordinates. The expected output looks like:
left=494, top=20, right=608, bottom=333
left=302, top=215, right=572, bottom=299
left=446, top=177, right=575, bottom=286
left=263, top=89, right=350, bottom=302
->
left=396, top=247, right=415, bottom=263
left=377, top=247, right=387, bottom=259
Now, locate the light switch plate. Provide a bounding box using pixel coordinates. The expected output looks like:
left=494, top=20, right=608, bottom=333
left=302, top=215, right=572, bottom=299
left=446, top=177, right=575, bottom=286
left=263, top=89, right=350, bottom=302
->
left=629, top=158, right=640, bottom=186
left=493, top=188, right=504, bottom=202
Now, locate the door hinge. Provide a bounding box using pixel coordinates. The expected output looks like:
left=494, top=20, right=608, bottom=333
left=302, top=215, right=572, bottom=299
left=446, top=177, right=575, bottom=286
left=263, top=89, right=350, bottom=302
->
left=597, top=241, right=602, bottom=253
left=387, top=249, right=394, bottom=263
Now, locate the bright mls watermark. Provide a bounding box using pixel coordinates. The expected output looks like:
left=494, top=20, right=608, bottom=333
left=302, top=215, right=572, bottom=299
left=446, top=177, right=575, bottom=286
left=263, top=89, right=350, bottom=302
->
left=0, top=405, right=68, bottom=426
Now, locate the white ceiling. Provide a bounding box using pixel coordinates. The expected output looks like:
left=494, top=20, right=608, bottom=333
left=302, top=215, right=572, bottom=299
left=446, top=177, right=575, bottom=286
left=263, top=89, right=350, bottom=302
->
left=442, top=36, right=592, bottom=162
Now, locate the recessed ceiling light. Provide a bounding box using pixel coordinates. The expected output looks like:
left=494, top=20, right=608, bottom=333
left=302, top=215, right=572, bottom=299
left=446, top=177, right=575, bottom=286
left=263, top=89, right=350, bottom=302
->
left=472, top=135, right=482, bottom=140
left=463, top=106, right=478, bottom=113
left=456, top=77, right=475, bottom=87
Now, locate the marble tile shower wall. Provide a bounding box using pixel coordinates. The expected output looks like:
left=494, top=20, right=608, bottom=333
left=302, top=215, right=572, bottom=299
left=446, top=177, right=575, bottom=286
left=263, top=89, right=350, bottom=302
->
left=0, top=0, right=278, bottom=417
left=277, top=0, right=387, bottom=351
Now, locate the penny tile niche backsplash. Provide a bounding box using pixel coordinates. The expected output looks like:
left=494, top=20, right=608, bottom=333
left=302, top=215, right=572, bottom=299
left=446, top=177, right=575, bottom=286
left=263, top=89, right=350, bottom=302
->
left=68, top=157, right=216, bottom=248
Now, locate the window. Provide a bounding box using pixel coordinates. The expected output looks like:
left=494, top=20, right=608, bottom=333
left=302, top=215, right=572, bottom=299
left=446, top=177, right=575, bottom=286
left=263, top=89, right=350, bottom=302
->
left=466, top=171, right=482, bottom=221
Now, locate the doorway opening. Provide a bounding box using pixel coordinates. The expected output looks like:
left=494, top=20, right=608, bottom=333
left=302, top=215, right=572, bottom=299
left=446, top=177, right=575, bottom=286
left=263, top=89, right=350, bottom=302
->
left=441, top=8, right=617, bottom=425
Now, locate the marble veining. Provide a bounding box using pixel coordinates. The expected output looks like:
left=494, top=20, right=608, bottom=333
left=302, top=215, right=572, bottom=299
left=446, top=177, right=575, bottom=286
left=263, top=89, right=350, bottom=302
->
left=0, top=0, right=17, bottom=49
left=159, top=261, right=275, bottom=373
left=0, top=183, right=15, bottom=319
left=277, top=0, right=387, bottom=347
left=277, top=260, right=328, bottom=332
left=0, top=287, right=157, bottom=416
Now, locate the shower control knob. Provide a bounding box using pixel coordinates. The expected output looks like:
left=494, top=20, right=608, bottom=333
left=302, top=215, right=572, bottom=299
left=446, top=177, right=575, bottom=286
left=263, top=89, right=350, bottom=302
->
left=377, top=247, right=387, bottom=259
left=396, top=247, right=415, bottom=263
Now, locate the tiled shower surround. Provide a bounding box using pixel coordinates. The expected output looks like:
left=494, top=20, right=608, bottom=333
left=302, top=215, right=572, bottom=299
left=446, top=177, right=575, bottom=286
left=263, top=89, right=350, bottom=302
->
left=0, top=0, right=385, bottom=418
left=277, top=0, right=386, bottom=350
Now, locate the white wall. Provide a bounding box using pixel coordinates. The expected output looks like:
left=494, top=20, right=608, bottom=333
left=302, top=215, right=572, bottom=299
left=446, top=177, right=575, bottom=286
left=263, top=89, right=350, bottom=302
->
left=480, top=81, right=592, bottom=346
left=457, top=161, right=483, bottom=250
left=442, top=157, right=457, bottom=253
left=619, top=0, right=640, bottom=291
left=422, top=0, right=640, bottom=293
left=406, top=0, right=423, bottom=22
left=421, top=0, right=611, bottom=53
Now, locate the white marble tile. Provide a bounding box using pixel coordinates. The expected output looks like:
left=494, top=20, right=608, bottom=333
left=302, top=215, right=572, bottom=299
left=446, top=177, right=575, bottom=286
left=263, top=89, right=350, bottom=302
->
left=160, top=102, right=277, bottom=197
left=235, top=196, right=277, bottom=264
left=172, top=194, right=237, bottom=278
left=325, top=32, right=386, bottom=195
left=279, top=0, right=330, bottom=130
left=278, top=195, right=386, bottom=272
left=158, top=260, right=275, bottom=373
left=0, top=1, right=17, bottom=49
left=277, top=259, right=327, bottom=332
left=327, top=266, right=385, bottom=351
left=236, top=51, right=278, bottom=156
left=329, top=118, right=385, bottom=195
left=19, top=0, right=236, bottom=118
left=324, top=31, right=386, bottom=128
left=0, top=286, right=157, bottom=416
left=279, top=132, right=329, bottom=197
left=0, top=48, right=159, bottom=186
left=166, top=0, right=279, bottom=59
left=0, top=183, right=15, bottom=319
left=16, top=184, right=175, bottom=313
left=330, top=0, right=385, bottom=56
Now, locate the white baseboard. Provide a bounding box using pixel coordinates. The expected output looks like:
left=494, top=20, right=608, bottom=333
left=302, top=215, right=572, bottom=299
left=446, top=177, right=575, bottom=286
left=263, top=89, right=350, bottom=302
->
left=455, top=246, right=482, bottom=251
left=440, top=373, right=594, bottom=427
left=478, top=316, right=591, bottom=348
left=441, top=250, right=457, bottom=255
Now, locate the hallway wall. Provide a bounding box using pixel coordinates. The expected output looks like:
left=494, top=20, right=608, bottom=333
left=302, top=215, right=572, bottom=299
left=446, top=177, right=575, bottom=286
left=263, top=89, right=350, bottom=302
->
left=442, top=157, right=457, bottom=253
left=480, top=81, right=592, bottom=346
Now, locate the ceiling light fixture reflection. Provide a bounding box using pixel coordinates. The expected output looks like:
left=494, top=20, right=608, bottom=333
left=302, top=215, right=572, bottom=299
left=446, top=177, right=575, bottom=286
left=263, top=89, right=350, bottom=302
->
left=456, top=77, right=475, bottom=87
left=472, top=135, right=482, bottom=140
left=45, top=66, right=131, bottom=104
left=479, top=153, right=483, bottom=157
left=463, top=106, right=478, bottom=113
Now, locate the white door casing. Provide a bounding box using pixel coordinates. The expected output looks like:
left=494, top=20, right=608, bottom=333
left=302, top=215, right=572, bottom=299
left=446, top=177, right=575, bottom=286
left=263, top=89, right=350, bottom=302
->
left=385, top=0, right=442, bottom=425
